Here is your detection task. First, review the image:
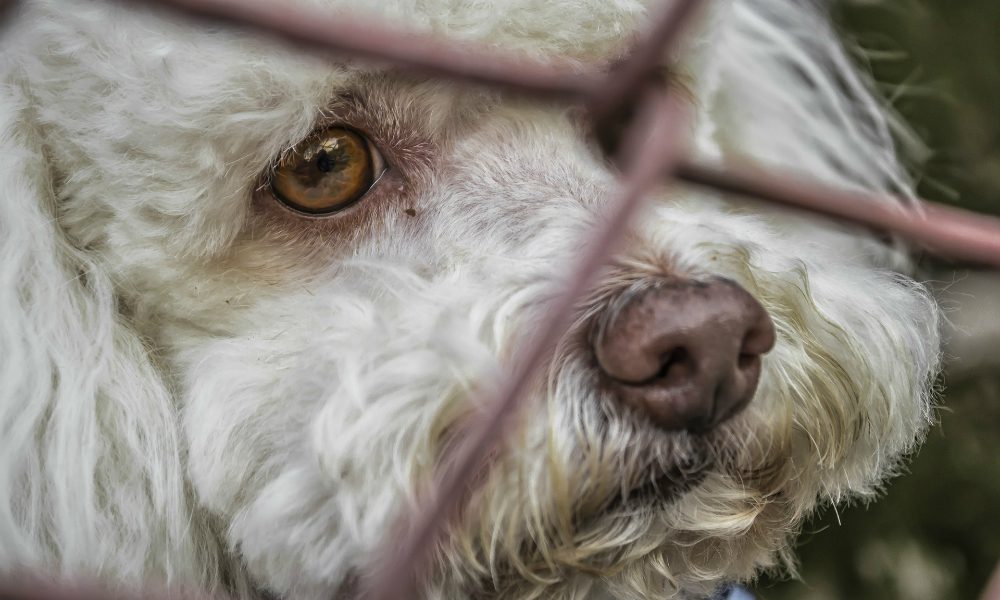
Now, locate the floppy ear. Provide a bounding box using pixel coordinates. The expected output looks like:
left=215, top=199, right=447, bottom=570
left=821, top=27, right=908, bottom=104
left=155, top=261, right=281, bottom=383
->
left=0, top=49, right=225, bottom=585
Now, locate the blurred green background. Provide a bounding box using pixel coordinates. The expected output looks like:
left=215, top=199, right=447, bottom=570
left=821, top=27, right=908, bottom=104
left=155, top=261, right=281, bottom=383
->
left=835, top=0, right=1000, bottom=217
left=752, top=2, right=1000, bottom=599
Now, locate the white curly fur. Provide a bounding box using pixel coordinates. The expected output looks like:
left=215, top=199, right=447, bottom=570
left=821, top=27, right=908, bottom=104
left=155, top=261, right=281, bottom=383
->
left=0, top=0, right=940, bottom=598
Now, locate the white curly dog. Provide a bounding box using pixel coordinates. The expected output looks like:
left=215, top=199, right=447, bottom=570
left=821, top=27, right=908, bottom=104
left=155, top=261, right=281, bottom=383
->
left=0, top=0, right=940, bottom=598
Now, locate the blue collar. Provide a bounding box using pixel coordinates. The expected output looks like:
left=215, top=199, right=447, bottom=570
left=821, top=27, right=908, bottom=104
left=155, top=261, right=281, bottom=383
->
left=714, top=584, right=754, bottom=600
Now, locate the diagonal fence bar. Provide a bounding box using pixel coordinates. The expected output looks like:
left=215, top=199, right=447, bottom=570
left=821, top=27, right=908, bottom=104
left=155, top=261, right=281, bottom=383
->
left=675, top=161, right=1000, bottom=266
left=123, top=0, right=598, bottom=101
left=363, top=90, right=692, bottom=600
left=586, top=0, right=703, bottom=122
left=0, top=0, right=19, bottom=29
left=360, top=4, right=709, bottom=594
left=984, top=561, right=1000, bottom=600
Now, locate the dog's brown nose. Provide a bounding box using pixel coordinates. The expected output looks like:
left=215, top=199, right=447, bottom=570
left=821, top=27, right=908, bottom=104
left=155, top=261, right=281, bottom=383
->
left=593, top=277, right=776, bottom=432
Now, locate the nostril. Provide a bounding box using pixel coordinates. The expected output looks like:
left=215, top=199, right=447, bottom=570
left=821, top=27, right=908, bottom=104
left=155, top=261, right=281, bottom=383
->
left=736, top=352, right=758, bottom=371
left=651, top=347, right=691, bottom=386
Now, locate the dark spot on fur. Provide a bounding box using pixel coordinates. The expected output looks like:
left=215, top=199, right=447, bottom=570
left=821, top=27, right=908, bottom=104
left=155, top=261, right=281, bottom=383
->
left=404, top=208, right=417, bottom=217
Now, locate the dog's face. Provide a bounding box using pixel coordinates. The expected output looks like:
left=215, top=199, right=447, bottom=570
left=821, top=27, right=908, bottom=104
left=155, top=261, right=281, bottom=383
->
left=3, top=0, right=940, bottom=598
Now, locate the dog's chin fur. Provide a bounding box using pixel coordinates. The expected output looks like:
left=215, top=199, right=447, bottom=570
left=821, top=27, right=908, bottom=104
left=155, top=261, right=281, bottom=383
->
left=0, top=0, right=940, bottom=598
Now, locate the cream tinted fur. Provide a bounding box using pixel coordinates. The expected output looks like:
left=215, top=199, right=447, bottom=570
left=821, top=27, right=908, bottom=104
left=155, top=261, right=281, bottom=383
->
left=0, top=0, right=939, bottom=598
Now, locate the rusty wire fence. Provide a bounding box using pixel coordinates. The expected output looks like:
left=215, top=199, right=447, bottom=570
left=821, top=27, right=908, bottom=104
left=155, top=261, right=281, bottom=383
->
left=3, top=0, right=1000, bottom=598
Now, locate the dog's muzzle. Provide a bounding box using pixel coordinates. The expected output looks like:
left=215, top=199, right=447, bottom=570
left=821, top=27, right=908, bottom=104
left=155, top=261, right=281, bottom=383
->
left=592, top=277, right=775, bottom=432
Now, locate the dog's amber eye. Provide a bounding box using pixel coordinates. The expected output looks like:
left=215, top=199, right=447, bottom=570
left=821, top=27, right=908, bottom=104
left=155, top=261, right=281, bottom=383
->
left=271, top=127, right=383, bottom=215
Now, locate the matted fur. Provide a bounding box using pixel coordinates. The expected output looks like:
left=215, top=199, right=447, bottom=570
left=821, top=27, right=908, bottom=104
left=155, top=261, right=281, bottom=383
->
left=0, top=0, right=940, bottom=599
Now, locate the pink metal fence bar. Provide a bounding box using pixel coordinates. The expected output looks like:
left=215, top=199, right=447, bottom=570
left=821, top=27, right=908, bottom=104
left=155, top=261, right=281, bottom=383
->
left=363, top=1, right=710, bottom=592
left=124, top=0, right=1000, bottom=270
left=675, top=160, right=1000, bottom=266
left=983, top=563, right=1000, bottom=600
left=1, top=0, right=999, bottom=597
left=124, top=0, right=597, bottom=100
left=366, top=90, right=693, bottom=600
left=584, top=0, right=702, bottom=122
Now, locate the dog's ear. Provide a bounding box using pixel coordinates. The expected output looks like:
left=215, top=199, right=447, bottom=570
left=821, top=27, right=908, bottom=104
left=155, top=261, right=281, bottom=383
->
left=0, top=54, right=218, bottom=583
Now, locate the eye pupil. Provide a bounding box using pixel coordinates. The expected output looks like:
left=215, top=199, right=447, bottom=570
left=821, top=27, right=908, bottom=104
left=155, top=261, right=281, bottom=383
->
left=315, top=150, right=334, bottom=173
